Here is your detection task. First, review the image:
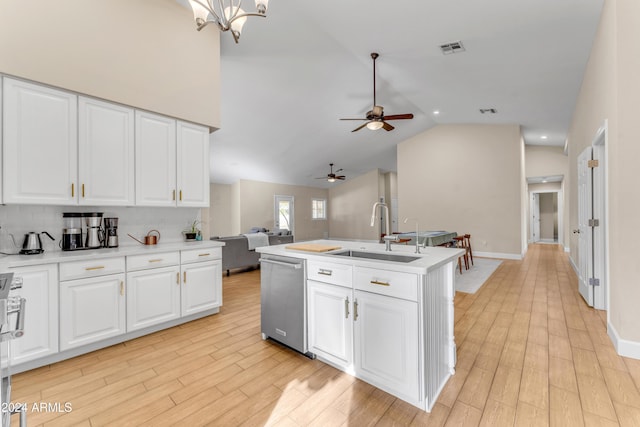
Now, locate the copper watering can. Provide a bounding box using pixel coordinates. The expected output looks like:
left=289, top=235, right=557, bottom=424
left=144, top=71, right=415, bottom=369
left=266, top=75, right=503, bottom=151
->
left=127, top=229, right=161, bottom=245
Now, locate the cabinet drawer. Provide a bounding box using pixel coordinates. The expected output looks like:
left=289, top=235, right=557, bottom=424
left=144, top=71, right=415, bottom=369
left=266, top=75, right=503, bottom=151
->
left=127, top=251, right=180, bottom=271
left=307, top=260, right=352, bottom=287
left=354, top=267, right=418, bottom=301
left=60, top=257, right=125, bottom=281
left=181, top=247, right=221, bottom=264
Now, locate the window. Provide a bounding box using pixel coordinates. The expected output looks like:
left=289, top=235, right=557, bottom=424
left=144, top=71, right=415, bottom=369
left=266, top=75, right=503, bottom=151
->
left=312, top=199, right=326, bottom=220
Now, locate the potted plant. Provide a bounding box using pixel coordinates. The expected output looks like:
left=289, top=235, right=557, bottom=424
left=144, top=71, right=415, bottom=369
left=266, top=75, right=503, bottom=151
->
left=183, top=220, right=201, bottom=241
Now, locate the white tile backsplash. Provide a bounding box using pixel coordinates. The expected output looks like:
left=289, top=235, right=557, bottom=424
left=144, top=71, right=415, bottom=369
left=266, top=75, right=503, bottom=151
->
left=0, top=205, right=202, bottom=254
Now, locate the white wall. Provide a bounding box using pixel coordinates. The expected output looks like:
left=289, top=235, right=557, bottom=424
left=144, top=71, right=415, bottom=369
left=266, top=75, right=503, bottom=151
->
left=0, top=0, right=220, bottom=128
left=397, top=124, right=523, bottom=257
left=566, top=0, right=640, bottom=350
left=328, top=169, right=382, bottom=241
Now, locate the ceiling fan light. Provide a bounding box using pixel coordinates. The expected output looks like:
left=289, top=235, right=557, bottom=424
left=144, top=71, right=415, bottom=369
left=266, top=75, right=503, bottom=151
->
left=328, top=177, right=336, bottom=183
left=366, top=121, right=384, bottom=131
left=255, top=0, right=269, bottom=14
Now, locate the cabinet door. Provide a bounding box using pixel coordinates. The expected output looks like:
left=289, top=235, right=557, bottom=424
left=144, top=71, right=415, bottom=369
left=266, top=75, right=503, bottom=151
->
left=135, top=111, right=176, bottom=206
left=127, top=266, right=181, bottom=332
left=79, top=97, right=134, bottom=205
left=307, top=280, right=353, bottom=368
left=177, top=121, right=210, bottom=207
left=9, top=265, right=59, bottom=365
left=354, top=290, right=419, bottom=402
left=60, top=274, right=126, bottom=351
left=181, top=260, right=221, bottom=316
left=3, top=78, right=77, bottom=204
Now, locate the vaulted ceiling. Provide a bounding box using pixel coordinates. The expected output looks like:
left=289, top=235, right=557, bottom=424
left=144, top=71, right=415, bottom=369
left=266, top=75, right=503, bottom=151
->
left=209, top=0, right=604, bottom=187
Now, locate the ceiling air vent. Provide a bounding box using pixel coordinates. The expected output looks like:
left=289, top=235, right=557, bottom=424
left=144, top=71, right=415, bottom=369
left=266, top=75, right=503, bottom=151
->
left=479, top=108, right=497, bottom=114
left=440, top=41, right=465, bottom=55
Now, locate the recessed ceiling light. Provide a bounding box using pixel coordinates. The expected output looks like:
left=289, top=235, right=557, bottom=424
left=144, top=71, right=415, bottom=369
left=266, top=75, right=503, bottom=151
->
left=541, top=135, right=548, bottom=140
left=433, top=110, right=440, bottom=115
left=542, top=180, right=548, bottom=183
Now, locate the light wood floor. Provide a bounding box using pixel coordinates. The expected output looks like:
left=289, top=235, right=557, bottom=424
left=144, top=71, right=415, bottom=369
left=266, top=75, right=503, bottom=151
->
left=12, top=244, right=640, bottom=426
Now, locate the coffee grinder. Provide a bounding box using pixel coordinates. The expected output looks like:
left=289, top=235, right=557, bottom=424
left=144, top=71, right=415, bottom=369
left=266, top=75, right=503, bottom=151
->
left=84, top=212, right=104, bottom=249
left=104, top=217, right=119, bottom=248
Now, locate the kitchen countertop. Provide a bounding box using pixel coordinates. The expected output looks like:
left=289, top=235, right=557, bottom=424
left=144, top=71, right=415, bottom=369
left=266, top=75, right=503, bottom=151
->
left=257, top=239, right=464, bottom=274
left=0, top=240, right=225, bottom=269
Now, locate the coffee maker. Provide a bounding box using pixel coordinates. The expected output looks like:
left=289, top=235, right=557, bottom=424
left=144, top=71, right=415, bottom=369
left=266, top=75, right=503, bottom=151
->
left=61, top=213, right=83, bottom=251
left=104, top=217, right=119, bottom=248
left=84, top=213, right=104, bottom=249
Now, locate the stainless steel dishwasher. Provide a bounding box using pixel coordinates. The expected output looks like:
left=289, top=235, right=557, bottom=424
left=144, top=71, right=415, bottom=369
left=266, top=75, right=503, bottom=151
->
left=259, top=255, right=314, bottom=358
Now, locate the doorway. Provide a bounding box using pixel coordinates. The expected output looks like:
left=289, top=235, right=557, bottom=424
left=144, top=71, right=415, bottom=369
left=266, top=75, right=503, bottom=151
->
left=274, top=195, right=295, bottom=235
left=529, top=186, right=563, bottom=245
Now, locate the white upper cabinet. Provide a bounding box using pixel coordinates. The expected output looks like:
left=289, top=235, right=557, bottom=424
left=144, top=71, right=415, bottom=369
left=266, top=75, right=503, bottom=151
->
left=177, top=121, right=210, bottom=207
left=78, top=97, right=135, bottom=205
left=2, top=78, right=78, bottom=204
left=135, top=110, right=177, bottom=206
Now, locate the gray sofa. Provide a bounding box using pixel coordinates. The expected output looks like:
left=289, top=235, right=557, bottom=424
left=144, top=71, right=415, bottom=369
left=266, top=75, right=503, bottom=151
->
left=211, top=234, right=294, bottom=275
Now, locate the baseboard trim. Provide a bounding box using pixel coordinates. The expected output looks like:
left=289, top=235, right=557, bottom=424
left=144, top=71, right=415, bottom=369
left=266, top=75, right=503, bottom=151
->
left=474, top=251, right=522, bottom=260
left=608, top=322, right=640, bottom=360
left=569, top=255, right=579, bottom=276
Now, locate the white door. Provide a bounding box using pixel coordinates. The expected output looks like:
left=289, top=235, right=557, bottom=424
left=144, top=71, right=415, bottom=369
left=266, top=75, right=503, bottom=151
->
left=127, top=266, right=181, bottom=331
left=135, top=111, right=177, bottom=206
left=577, top=147, right=593, bottom=306
left=59, top=274, right=126, bottom=350
left=79, top=97, right=135, bottom=205
left=274, top=195, right=294, bottom=234
left=531, top=193, right=540, bottom=243
left=307, top=280, right=353, bottom=368
left=8, top=265, right=59, bottom=365
left=353, top=290, right=419, bottom=401
left=177, top=121, right=210, bottom=207
left=3, top=78, right=78, bottom=204
left=181, top=260, right=222, bottom=316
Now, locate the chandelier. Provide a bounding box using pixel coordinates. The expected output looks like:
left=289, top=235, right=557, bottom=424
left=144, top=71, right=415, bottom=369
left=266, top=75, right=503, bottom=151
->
left=187, top=0, right=269, bottom=43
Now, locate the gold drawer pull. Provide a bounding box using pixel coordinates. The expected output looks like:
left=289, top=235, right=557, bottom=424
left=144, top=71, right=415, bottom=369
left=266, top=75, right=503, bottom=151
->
left=183, top=272, right=187, bottom=283
left=173, top=189, right=176, bottom=201
left=120, top=281, right=125, bottom=296
left=71, top=183, right=75, bottom=197
left=176, top=272, right=180, bottom=284
left=370, top=280, right=390, bottom=286
left=148, top=259, right=163, bottom=263
left=82, top=183, right=85, bottom=198
left=198, top=253, right=210, bottom=257
left=85, top=266, right=105, bottom=271
left=318, top=269, right=332, bottom=276
left=179, top=190, right=183, bottom=201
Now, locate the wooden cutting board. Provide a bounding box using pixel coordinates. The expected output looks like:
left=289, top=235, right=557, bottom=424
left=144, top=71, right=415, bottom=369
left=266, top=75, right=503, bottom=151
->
left=285, top=243, right=342, bottom=252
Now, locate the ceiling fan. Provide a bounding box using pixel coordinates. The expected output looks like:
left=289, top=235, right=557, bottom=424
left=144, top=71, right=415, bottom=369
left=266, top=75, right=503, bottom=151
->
left=316, top=163, right=345, bottom=182
left=340, top=52, right=414, bottom=132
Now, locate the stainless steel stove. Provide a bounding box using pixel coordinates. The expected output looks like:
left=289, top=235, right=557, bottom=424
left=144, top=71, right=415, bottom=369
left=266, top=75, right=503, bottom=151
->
left=0, top=272, right=26, bottom=427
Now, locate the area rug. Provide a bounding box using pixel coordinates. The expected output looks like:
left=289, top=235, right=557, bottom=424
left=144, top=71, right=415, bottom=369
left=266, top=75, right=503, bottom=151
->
left=455, top=257, right=503, bottom=294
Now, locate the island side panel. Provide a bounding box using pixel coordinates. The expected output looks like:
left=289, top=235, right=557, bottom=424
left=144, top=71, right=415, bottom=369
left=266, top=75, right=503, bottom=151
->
left=423, top=260, right=457, bottom=412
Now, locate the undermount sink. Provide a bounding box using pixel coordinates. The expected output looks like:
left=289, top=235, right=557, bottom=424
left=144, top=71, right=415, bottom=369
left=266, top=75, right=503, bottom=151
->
left=330, top=250, right=420, bottom=263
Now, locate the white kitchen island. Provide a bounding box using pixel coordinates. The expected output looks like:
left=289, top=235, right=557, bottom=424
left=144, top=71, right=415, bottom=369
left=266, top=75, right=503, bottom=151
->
left=257, top=239, right=464, bottom=412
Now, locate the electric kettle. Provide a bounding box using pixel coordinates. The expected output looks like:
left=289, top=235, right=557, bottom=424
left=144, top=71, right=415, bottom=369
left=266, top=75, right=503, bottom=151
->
left=20, top=231, right=55, bottom=255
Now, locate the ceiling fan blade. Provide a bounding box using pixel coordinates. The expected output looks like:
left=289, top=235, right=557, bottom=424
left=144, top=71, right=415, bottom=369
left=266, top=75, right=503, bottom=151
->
left=352, top=123, right=368, bottom=132
left=336, top=176, right=346, bottom=180
left=335, top=168, right=343, bottom=173
left=382, top=121, right=395, bottom=131
left=383, top=114, right=414, bottom=120
left=340, top=118, right=367, bottom=121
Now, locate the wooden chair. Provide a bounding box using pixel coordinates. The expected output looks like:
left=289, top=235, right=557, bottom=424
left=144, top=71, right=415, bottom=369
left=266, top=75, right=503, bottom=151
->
left=452, top=236, right=469, bottom=273
left=463, top=234, right=474, bottom=266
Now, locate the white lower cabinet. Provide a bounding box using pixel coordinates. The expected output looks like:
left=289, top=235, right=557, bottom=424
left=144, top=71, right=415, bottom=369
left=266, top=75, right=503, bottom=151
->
left=59, top=273, right=126, bottom=351
left=9, top=264, right=59, bottom=365
left=127, top=265, right=181, bottom=332
left=307, top=266, right=421, bottom=406
left=181, top=260, right=222, bottom=316
left=307, top=280, right=353, bottom=368
left=353, top=290, right=419, bottom=402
